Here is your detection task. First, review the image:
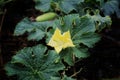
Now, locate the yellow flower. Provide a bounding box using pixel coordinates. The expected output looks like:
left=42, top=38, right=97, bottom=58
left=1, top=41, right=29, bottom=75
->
left=47, top=28, right=75, bottom=53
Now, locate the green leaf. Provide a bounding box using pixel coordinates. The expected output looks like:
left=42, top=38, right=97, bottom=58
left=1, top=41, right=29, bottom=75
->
left=102, top=0, right=120, bottom=18
left=74, top=33, right=100, bottom=47
left=72, top=47, right=89, bottom=58
left=71, top=14, right=96, bottom=40
left=14, top=18, right=54, bottom=41
left=60, top=48, right=74, bottom=66
left=27, top=29, right=45, bottom=41
left=54, top=14, right=79, bottom=32
left=90, top=10, right=112, bottom=31
left=34, top=0, right=52, bottom=12
left=71, top=12, right=111, bottom=47
left=34, top=0, right=84, bottom=13
left=14, top=18, right=34, bottom=35
left=5, top=44, right=65, bottom=80
left=58, top=0, right=84, bottom=14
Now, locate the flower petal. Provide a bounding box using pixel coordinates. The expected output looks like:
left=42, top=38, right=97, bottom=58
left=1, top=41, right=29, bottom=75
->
left=47, top=28, right=75, bottom=53
left=54, top=46, right=62, bottom=53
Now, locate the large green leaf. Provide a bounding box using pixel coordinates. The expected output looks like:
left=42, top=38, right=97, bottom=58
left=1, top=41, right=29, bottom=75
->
left=71, top=14, right=96, bottom=40
left=5, top=44, right=65, bottom=80
left=71, top=12, right=111, bottom=47
left=14, top=18, right=54, bottom=41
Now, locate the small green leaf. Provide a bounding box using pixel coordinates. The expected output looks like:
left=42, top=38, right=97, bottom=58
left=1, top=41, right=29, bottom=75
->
left=72, top=47, right=89, bottom=58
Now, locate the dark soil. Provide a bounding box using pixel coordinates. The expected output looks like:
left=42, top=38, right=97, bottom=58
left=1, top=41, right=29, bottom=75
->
left=0, top=0, right=120, bottom=80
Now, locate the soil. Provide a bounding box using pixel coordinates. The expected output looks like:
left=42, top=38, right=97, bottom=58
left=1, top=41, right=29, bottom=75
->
left=0, top=0, right=120, bottom=80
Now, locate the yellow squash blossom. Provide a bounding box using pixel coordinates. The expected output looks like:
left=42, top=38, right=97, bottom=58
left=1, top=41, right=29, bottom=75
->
left=47, top=28, right=75, bottom=53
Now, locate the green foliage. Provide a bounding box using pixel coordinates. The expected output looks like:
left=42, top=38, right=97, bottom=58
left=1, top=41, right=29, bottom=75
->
left=5, top=0, right=114, bottom=79
left=5, top=44, right=65, bottom=80
left=50, top=13, right=109, bottom=65
left=14, top=13, right=111, bottom=66
left=53, top=13, right=111, bottom=47
left=78, top=0, right=120, bottom=18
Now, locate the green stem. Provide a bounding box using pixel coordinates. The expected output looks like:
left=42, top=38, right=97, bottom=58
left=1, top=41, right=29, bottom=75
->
left=72, top=54, right=76, bottom=78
